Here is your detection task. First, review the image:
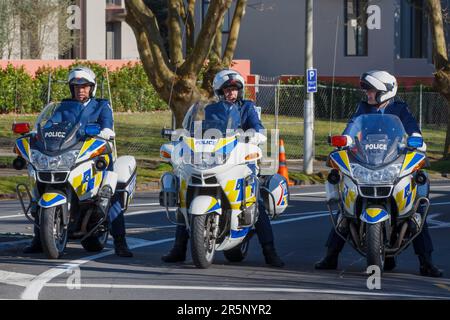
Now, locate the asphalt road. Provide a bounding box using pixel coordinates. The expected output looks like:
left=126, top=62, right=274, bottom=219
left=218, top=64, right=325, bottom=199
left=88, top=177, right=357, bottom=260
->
left=1, top=184, right=450, bottom=300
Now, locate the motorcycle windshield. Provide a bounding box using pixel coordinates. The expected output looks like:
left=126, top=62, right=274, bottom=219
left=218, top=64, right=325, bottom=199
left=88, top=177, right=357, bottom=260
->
left=346, top=114, right=407, bottom=166
left=34, top=101, right=85, bottom=153
left=182, top=100, right=241, bottom=137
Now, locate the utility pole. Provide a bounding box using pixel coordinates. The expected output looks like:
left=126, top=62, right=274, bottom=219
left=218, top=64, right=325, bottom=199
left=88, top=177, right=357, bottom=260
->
left=304, top=0, right=314, bottom=174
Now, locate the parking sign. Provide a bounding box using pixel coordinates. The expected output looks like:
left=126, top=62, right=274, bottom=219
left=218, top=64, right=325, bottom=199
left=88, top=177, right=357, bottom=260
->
left=307, top=68, right=317, bottom=93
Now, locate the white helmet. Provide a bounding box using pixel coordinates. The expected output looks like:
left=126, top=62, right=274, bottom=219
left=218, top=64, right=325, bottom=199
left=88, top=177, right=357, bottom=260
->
left=68, top=66, right=97, bottom=98
left=212, top=69, right=245, bottom=100
left=360, top=70, right=397, bottom=104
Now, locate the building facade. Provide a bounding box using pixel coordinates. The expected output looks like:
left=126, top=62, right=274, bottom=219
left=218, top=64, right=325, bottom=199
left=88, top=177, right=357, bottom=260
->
left=229, top=0, right=450, bottom=77
left=1, top=0, right=449, bottom=79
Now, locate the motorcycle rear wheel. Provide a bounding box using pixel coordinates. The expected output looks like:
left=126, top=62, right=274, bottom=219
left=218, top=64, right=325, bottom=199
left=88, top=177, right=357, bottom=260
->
left=223, top=238, right=250, bottom=263
left=81, top=223, right=108, bottom=252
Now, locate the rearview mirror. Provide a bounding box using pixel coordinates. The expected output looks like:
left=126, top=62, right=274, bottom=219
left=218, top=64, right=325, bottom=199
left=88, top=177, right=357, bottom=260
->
left=161, top=128, right=175, bottom=140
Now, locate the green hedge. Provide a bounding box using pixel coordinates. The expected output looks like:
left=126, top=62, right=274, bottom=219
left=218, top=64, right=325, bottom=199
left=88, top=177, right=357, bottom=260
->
left=0, top=61, right=168, bottom=113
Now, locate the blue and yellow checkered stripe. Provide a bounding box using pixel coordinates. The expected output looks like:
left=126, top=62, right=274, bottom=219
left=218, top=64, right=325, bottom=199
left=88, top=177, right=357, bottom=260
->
left=361, top=208, right=388, bottom=223
left=16, top=138, right=30, bottom=161
left=224, top=179, right=257, bottom=210
left=330, top=151, right=351, bottom=174
left=401, top=152, right=425, bottom=172
left=230, top=227, right=250, bottom=239
left=38, top=193, right=67, bottom=208
left=206, top=198, right=221, bottom=213
left=78, top=139, right=106, bottom=160
left=395, top=182, right=416, bottom=212
left=70, top=168, right=104, bottom=197
left=213, top=137, right=237, bottom=154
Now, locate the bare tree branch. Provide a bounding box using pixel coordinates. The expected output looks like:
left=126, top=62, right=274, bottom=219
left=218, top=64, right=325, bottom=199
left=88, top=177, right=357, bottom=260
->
left=167, top=0, right=184, bottom=67
left=179, top=0, right=232, bottom=77
left=223, top=0, right=247, bottom=66
left=427, top=0, right=449, bottom=71
left=186, top=0, right=196, bottom=55
left=211, top=21, right=223, bottom=62
left=125, top=2, right=172, bottom=98
left=126, top=0, right=174, bottom=80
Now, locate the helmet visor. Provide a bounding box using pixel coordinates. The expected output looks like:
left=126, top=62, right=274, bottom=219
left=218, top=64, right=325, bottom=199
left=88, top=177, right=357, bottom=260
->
left=70, top=78, right=93, bottom=86
left=360, top=80, right=375, bottom=91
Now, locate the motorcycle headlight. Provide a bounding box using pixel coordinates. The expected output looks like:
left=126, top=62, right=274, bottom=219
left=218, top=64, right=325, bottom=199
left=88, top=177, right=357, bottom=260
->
left=189, top=152, right=226, bottom=169
left=31, top=150, right=79, bottom=170
left=350, top=163, right=401, bottom=184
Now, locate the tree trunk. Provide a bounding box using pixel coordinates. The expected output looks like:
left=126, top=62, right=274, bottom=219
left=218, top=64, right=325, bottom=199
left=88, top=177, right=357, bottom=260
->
left=426, top=0, right=450, bottom=158
left=168, top=76, right=204, bottom=127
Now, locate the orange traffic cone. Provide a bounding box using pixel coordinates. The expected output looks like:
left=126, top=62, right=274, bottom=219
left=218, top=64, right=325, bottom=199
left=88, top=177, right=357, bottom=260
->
left=278, top=139, right=294, bottom=186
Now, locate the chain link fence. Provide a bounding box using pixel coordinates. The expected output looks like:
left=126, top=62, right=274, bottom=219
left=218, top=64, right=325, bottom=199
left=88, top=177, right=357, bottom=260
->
left=247, top=83, right=449, bottom=161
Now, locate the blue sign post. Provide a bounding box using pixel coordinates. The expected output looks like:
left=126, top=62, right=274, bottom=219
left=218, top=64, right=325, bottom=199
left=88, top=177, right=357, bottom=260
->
left=307, top=68, right=317, bottom=93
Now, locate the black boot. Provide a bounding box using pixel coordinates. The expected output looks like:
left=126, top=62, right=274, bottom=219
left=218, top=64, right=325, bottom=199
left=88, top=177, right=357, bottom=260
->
left=314, top=247, right=339, bottom=270
left=24, top=212, right=42, bottom=254
left=113, top=235, right=133, bottom=257
left=418, top=254, right=443, bottom=277
left=262, top=243, right=284, bottom=268
left=162, top=226, right=189, bottom=263
left=384, top=257, right=396, bottom=271
left=23, top=235, right=43, bottom=254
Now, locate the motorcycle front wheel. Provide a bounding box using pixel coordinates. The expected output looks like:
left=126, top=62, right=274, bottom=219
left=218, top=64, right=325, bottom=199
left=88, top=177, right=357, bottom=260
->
left=366, top=222, right=385, bottom=271
left=191, top=214, right=217, bottom=269
left=40, top=206, right=68, bottom=259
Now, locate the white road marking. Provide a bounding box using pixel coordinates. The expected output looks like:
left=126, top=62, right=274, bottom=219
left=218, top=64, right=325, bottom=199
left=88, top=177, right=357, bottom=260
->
left=0, top=270, right=35, bottom=287
left=290, top=192, right=325, bottom=196
left=427, top=213, right=450, bottom=229
left=124, top=209, right=169, bottom=217
left=0, top=213, right=24, bottom=220
left=19, top=212, right=332, bottom=300
left=129, top=203, right=160, bottom=207
left=431, top=201, right=450, bottom=206
left=430, top=185, right=450, bottom=189
left=7, top=185, right=450, bottom=299
left=40, top=283, right=450, bottom=299
left=20, top=237, right=174, bottom=300
left=272, top=213, right=329, bottom=225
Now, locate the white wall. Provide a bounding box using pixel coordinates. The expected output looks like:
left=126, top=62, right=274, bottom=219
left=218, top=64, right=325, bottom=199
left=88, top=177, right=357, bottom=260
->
left=121, top=22, right=139, bottom=59
left=85, top=0, right=106, bottom=59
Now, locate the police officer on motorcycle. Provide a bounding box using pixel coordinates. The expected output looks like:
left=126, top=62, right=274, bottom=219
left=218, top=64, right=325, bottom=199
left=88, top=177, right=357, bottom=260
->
left=23, top=66, right=133, bottom=257
left=161, top=69, right=285, bottom=267
left=314, top=70, right=443, bottom=277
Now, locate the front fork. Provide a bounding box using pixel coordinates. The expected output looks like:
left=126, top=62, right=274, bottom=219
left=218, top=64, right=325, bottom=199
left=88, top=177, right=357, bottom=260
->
left=17, top=183, right=39, bottom=229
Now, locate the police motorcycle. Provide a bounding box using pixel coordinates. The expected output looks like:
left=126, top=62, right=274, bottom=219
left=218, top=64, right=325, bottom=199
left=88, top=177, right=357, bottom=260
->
left=326, top=113, right=429, bottom=270
left=12, top=100, right=137, bottom=259
left=159, top=100, right=289, bottom=268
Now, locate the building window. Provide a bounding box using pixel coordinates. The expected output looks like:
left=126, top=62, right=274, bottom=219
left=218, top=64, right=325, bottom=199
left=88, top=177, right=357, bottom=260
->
left=399, top=0, right=428, bottom=58
left=345, top=0, right=368, bottom=56
left=106, top=0, right=121, bottom=5
left=106, top=22, right=121, bottom=59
